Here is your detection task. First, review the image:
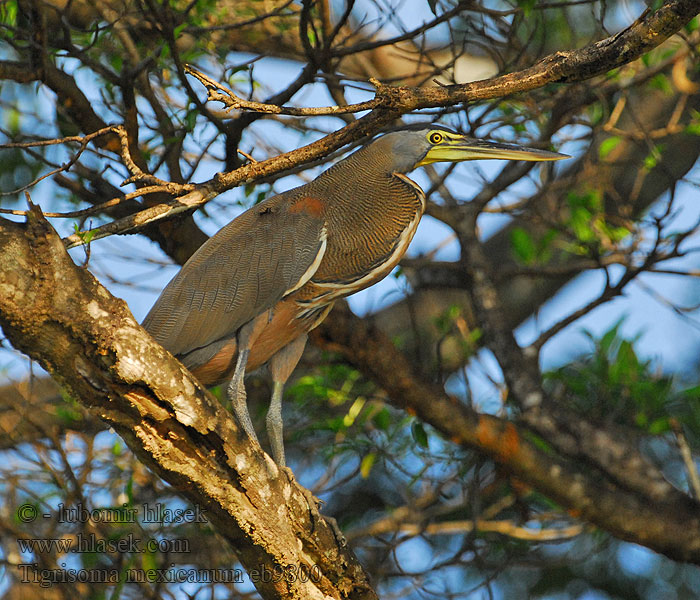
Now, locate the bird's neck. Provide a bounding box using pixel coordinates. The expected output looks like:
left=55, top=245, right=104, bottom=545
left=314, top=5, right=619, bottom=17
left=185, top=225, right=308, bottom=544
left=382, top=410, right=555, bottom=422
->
left=313, top=142, right=424, bottom=209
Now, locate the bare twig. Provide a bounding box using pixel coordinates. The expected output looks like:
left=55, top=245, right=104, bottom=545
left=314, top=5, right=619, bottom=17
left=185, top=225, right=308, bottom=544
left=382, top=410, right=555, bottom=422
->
left=348, top=511, right=584, bottom=542
left=62, top=184, right=208, bottom=249
left=237, top=149, right=258, bottom=163
left=0, top=186, right=173, bottom=218
left=671, top=418, right=700, bottom=499
left=0, top=127, right=116, bottom=196
left=184, top=64, right=381, bottom=116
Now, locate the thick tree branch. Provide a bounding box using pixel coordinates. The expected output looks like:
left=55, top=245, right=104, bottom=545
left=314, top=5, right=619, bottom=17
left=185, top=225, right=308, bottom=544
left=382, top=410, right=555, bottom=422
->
left=0, top=210, right=377, bottom=600
left=309, top=303, right=700, bottom=564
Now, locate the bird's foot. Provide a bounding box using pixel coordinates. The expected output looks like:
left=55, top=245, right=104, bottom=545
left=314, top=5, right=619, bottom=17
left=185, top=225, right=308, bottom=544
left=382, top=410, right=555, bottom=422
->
left=325, top=515, right=347, bottom=547
left=280, top=466, right=323, bottom=509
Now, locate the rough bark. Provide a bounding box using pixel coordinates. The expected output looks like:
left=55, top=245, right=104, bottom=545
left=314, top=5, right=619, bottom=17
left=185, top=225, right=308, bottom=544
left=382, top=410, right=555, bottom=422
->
left=4, top=203, right=700, bottom=578
left=0, top=209, right=377, bottom=600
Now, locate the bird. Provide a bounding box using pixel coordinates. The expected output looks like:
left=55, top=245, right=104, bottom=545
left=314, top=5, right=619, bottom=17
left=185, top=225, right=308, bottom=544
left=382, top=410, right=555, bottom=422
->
left=143, top=124, right=567, bottom=466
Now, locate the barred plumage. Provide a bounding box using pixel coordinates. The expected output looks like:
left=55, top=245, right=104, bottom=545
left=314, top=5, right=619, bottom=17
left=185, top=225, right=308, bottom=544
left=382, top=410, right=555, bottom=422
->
left=143, top=126, right=567, bottom=466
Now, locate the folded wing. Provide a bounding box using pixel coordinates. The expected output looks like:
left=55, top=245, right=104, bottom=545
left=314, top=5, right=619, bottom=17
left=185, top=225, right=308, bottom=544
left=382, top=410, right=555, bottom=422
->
left=143, top=194, right=327, bottom=365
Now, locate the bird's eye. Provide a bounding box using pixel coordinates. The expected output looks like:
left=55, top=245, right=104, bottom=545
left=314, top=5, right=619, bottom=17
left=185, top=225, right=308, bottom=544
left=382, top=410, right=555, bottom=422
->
left=429, top=131, right=443, bottom=144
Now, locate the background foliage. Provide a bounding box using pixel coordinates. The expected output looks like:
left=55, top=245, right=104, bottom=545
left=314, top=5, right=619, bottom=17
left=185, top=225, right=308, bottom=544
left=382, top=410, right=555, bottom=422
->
left=1, top=0, right=700, bottom=598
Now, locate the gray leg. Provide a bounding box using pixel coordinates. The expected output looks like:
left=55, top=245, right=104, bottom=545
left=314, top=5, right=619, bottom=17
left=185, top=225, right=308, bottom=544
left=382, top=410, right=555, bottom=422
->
left=228, top=346, right=258, bottom=442
left=227, top=313, right=268, bottom=443
left=267, top=334, right=308, bottom=466
left=266, top=381, right=285, bottom=466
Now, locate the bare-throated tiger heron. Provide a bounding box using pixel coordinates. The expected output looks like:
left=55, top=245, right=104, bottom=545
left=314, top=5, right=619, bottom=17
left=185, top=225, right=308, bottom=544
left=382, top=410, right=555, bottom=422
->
left=143, top=125, right=567, bottom=466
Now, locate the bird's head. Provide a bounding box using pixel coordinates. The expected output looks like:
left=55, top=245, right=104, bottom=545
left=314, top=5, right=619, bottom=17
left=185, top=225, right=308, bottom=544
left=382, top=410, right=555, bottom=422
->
left=379, top=124, right=569, bottom=173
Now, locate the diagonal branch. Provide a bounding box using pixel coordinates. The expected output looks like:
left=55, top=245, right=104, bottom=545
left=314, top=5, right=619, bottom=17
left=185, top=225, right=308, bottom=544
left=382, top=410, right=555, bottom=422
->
left=0, top=209, right=377, bottom=600
left=185, top=65, right=382, bottom=116
left=309, top=303, right=700, bottom=564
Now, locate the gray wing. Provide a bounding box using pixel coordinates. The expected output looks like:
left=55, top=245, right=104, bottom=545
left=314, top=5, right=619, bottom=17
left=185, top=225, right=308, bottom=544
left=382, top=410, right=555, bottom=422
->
left=142, top=194, right=326, bottom=362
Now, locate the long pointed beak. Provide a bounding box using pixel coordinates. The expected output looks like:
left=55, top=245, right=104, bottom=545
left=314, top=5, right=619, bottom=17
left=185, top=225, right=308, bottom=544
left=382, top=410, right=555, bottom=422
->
left=417, top=137, right=569, bottom=166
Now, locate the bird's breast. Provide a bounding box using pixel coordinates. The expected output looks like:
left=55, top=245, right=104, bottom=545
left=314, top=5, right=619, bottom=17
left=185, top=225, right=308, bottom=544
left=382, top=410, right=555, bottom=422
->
left=306, top=172, right=425, bottom=298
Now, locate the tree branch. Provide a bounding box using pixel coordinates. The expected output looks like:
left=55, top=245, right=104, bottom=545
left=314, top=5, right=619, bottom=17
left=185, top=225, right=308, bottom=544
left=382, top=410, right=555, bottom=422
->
left=60, top=0, right=700, bottom=249
left=0, top=210, right=377, bottom=600
left=309, top=303, right=700, bottom=564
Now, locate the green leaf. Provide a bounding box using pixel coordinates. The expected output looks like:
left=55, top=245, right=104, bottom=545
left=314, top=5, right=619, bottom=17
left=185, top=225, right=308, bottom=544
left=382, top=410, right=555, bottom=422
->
left=433, top=304, right=462, bottom=335
left=648, top=417, right=670, bottom=435
left=81, top=550, right=100, bottom=569
left=517, top=0, right=536, bottom=17
left=72, top=223, right=95, bottom=244
left=142, top=545, right=158, bottom=572
left=184, top=109, right=197, bottom=132
left=687, top=111, right=700, bottom=135
left=306, top=28, right=317, bottom=46
left=360, top=453, right=376, bottom=478
left=567, top=190, right=601, bottom=212
left=110, top=53, right=123, bottom=72
left=411, top=421, right=429, bottom=449
left=125, top=476, right=134, bottom=505
left=342, top=397, right=366, bottom=427
left=55, top=403, right=83, bottom=425
left=569, top=206, right=595, bottom=242
left=683, top=385, right=700, bottom=399
left=649, top=73, right=672, bottom=94
left=686, top=122, right=700, bottom=136
left=643, top=145, right=664, bottom=170
left=588, top=104, right=604, bottom=126
left=599, top=136, right=621, bottom=160
left=1, top=1, right=17, bottom=27
left=373, top=407, right=391, bottom=431
left=599, top=320, right=623, bottom=354
left=510, top=227, right=536, bottom=264
left=6, top=107, right=21, bottom=134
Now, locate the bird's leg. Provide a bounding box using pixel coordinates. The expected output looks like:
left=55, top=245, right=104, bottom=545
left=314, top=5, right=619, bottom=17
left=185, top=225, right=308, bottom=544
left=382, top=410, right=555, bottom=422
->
left=267, top=381, right=286, bottom=466
left=228, top=313, right=268, bottom=443
left=229, top=347, right=257, bottom=442
left=267, top=334, right=308, bottom=466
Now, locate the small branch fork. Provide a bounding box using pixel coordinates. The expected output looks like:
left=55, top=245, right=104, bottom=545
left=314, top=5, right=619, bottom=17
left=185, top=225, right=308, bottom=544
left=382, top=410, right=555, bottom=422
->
left=1, top=125, right=194, bottom=246
left=1, top=125, right=192, bottom=199
left=184, top=64, right=382, bottom=116
left=0, top=127, right=114, bottom=199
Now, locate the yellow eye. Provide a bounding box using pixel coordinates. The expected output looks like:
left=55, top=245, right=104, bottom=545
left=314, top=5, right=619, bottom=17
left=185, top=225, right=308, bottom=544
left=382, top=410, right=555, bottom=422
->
left=428, top=131, right=444, bottom=144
